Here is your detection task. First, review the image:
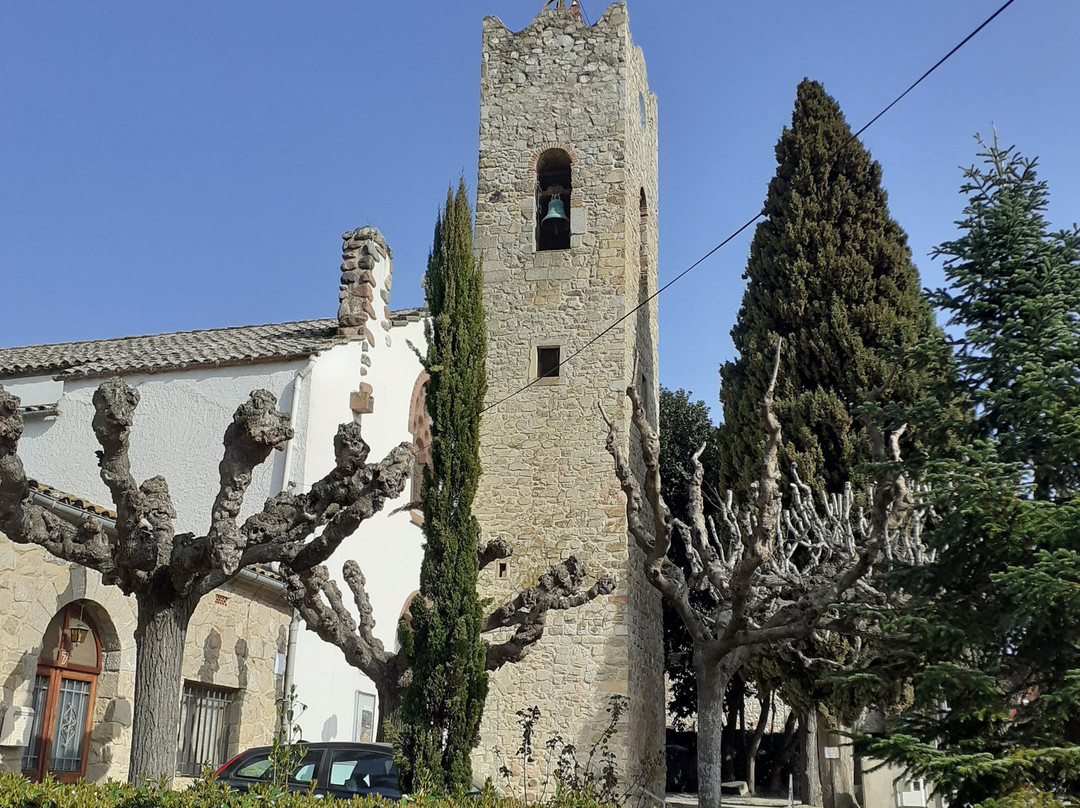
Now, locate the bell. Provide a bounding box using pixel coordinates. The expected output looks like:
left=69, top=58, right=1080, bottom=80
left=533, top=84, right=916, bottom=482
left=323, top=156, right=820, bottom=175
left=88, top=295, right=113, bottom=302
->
left=541, top=197, right=570, bottom=233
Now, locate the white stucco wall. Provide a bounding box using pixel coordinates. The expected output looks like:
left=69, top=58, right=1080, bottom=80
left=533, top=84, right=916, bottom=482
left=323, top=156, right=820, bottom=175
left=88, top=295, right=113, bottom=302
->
left=291, top=315, right=427, bottom=743
left=2, top=243, right=428, bottom=748
left=11, top=362, right=307, bottom=536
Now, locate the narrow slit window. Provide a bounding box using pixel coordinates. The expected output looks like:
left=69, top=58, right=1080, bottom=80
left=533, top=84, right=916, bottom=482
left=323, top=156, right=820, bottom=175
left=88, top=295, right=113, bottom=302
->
left=536, top=347, right=561, bottom=380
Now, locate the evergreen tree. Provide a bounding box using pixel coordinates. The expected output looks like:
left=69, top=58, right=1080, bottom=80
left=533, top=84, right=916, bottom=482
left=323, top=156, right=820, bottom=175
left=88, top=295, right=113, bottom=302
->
left=397, top=180, right=488, bottom=793
left=715, top=78, right=949, bottom=803
left=933, top=135, right=1080, bottom=500
left=859, top=139, right=1080, bottom=806
left=718, top=78, right=942, bottom=497
left=658, top=388, right=721, bottom=723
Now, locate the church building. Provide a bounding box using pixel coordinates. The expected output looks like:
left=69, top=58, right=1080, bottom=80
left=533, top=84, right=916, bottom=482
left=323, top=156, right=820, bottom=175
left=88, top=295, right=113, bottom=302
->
left=0, top=2, right=664, bottom=795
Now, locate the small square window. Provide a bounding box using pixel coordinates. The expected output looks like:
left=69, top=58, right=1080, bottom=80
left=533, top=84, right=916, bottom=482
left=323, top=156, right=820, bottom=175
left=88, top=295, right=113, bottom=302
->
left=536, top=347, right=560, bottom=380
left=497, top=561, right=509, bottom=579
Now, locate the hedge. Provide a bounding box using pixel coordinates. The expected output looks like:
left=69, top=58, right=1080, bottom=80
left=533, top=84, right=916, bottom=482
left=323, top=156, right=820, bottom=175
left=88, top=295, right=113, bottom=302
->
left=0, top=774, right=612, bottom=808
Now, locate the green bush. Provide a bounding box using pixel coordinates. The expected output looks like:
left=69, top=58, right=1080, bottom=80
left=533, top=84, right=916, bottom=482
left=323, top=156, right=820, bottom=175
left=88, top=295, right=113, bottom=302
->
left=0, top=774, right=611, bottom=808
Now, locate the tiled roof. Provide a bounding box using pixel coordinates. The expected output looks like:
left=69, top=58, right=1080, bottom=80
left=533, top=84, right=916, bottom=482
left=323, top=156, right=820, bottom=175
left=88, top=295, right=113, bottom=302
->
left=387, top=307, right=426, bottom=325
left=0, top=319, right=340, bottom=380
left=29, top=480, right=118, bottom=520
left=19, top=404, right=59, bottom=418
left=0, top=309, right=429, bottom=382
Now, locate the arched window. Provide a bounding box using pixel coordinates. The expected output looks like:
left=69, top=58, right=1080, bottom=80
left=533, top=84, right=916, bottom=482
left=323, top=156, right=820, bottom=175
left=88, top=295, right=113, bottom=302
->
left=22, top=602, right=101, bottom=782
left=407, top=372, right=432, bottom=522
left=536, top=149, right=572, bottom=252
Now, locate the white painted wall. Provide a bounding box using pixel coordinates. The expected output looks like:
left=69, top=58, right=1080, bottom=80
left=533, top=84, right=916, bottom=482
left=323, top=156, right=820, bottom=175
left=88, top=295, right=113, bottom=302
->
left=1, top=375, right=63, bottom=408
left=291, top=314, right=427, bottom=742
left=3, top=244, right=429, bottom=747
left=12, top=362, right=307, bottom=536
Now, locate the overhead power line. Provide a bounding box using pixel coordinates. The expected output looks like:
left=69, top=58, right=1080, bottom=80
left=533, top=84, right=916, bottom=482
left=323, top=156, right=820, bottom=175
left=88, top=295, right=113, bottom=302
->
left=481, top=0, right=1018, bottom=415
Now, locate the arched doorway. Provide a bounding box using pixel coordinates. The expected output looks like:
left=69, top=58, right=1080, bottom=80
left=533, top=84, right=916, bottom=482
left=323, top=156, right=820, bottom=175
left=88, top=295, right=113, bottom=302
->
left=22, top=602, right=101, bottom=782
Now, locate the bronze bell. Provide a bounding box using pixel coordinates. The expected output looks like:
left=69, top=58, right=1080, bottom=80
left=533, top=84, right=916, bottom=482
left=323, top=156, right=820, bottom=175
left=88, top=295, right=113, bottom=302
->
left=541, top=196, right=570, bottom=233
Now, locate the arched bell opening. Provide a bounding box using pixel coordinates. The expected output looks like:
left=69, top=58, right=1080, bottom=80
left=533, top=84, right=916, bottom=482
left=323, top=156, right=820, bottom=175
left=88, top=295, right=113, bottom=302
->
left=535, top=148, right=572, bottom=252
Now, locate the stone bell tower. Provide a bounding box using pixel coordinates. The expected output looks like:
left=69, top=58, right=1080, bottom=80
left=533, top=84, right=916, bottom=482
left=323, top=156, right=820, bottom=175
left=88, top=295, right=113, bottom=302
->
left=472, top=1, right=663, bottom=795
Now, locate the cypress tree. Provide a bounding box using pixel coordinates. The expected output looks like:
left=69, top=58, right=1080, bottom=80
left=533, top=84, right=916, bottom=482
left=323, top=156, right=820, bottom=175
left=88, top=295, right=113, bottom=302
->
left=716, top=78, right=949, bottom=803
left=718, top=78, right=942, bottom=497
left=397, top=179, right=488, bottom=793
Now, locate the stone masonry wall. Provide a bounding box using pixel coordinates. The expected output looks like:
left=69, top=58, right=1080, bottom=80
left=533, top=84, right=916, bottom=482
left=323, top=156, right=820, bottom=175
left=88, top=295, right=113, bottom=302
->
left=0, top=536, right=290, bottom=781
left=472, top=3, right=663, bottom=799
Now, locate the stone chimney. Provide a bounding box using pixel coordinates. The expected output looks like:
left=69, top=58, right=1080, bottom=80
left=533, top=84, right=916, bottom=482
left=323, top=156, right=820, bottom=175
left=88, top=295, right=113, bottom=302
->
left=337, top=227, right=393, bottom=348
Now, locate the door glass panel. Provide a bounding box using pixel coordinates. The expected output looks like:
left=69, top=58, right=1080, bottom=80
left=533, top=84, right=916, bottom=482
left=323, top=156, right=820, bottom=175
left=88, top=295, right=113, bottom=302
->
left=21, top=674, right=48, bottom=772
left=49, top=678, right=90, bottom=772
left=353, top=691, right=376, bottom=743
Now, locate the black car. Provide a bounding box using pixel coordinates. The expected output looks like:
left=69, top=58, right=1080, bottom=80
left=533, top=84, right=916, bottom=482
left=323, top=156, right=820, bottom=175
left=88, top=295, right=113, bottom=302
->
left=215, top=741, right=401, bottom=800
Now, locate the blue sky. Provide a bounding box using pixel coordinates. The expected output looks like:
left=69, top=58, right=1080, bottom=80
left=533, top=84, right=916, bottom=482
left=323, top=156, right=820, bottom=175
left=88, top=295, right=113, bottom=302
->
left=2, top=1, right=1077, bottom=421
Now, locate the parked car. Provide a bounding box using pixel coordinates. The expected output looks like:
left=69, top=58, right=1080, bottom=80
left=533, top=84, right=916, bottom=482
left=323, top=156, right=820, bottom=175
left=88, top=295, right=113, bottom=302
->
left=215, top=741, right=401, bottom=800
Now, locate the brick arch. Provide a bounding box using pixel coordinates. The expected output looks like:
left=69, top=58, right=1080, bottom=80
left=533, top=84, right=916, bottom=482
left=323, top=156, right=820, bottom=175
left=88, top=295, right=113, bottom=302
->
left=526, top=142, right=578, bottom=174
left=395, top=589, right=426, bottom=654
left=23, top=599, right=122, bottom=783
left=407, top=371, right=431, bottom=509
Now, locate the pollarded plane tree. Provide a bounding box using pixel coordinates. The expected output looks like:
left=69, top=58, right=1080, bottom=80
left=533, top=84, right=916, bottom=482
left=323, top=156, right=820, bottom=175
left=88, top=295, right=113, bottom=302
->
left=601, top=343, right=927, bottom=808
left=0, top=380, right=415, bottom=783
left=287, top=545, right=614, bottom=738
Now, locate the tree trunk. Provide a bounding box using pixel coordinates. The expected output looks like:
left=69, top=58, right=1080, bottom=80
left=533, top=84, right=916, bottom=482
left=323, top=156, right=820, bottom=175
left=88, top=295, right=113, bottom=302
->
left=767, top=711, right=797, bottom=793
left=375, top=681, right=401, bottom=743
left=695, top=663, right=732, bottom=808
left=745, top=690, right=771, bottom=794
left=129, top=593, right=196, bottom=784
left=797, top=709, right=823, bottom=806
left=821, top=719, right=859, bottom=808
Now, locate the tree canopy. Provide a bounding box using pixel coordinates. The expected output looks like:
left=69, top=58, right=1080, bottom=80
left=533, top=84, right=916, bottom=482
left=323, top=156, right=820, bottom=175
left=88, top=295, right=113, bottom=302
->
left=859, top=137, right=1080, bottom=806
left=718, top=78, right=942, bottom=498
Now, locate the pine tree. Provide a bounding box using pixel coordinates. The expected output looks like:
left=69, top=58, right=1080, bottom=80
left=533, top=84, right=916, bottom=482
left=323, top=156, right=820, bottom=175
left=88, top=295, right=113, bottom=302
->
left=860, top=139, right=1080, bottom=806
left=718, top=78, right=942, bottom=497
left=397, top=180, right=488, bottom=793
left=933, top=135, right=1080, bottom=500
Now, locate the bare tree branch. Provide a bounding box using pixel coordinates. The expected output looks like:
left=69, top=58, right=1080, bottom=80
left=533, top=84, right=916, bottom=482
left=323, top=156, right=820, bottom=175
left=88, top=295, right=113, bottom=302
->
left=602, top=338, right=926, bottom=758
left=482, top=555, right=615, bottom=670
left=209, top=389, right=292, bottom=577
left=286, top=563, right=406, bottom=699
left=1, top=388, right=117, bottom=574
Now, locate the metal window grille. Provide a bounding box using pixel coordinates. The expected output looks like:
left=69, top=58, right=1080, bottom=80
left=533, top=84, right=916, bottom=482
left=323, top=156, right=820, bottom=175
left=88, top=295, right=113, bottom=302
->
left=21, top=674, right=48, bottom=771
left=49, top=678, right=91, bottom=772
left=176, top=682, right=235, bottom=777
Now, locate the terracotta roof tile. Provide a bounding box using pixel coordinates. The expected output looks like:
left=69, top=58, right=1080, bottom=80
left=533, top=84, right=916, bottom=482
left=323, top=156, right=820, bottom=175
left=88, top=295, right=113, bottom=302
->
left=0, top=310, right=428, bottom=381
left=0, top=319, right=340, bottom=380
left=29, top=480, right=118, bottom=520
